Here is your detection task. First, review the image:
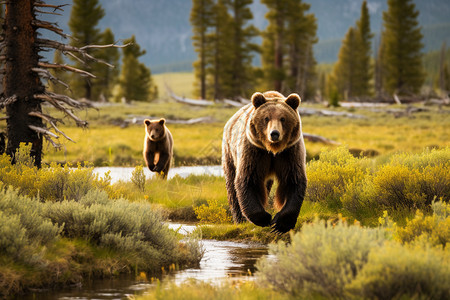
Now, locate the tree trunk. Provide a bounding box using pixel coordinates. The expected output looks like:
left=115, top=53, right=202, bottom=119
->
left=4, top=0, right=44, bottom=167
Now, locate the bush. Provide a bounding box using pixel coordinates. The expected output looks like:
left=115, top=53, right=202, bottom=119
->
left=341, top=147, right=450, bottom=214
left=395, top=200, right=450, bottom=247
left=194, top=198, right=231, bottom=224
left=348, top=243, right=450, bottom=299
left=306, top=147, right=370, bottom=209
left=256, top=217, right=387, bottom=298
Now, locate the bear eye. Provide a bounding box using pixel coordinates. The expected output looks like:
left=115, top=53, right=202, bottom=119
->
left=264, top=117, right=269, bottom=123
left=280, top=117, right=286, bottom=122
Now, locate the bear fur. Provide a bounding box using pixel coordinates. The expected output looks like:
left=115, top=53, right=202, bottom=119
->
left=222, top=91, right=307, bottom=233
left=143, top=118, right=173, bottom=179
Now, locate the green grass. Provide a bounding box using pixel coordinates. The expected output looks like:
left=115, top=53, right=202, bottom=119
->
left=153, top=72, right=196, bottom=99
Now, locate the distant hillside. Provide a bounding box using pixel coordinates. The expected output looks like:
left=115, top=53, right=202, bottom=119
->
left=44, top=0, right=450, bottom=72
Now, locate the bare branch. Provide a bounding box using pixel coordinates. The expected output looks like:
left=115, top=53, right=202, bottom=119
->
left=80, top=42, right=132, bottom=50
left=34, top=93, right=90, bottom=127
left=34, top=9, right=62, bottom=16
left=32, top=67, right=70, bottom=90
left=29, top=111, right=74, bottom=143
left=29, top=125, right=59, bottom=139
left=43, top=134, right=61, bottom=149
left=34, top=3, right=68, bottom=12
left=0, top=95, right=18, bottom=108
left=32, top=20, right=71, bottom=39
left=46, top=91, right=94, bottom=109
left=0, top=116, right=9, bottom=121
left=38, top=62, right=96, bottom=78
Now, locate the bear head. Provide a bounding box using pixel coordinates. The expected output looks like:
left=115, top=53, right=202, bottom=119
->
left=144, top=118, right=166, bottom=142
left=248, top=91, right=301, bottom=154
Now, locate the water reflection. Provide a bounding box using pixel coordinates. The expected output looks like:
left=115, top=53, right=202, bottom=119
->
left=94, top=166, right=223, bottom=183
left=22, top=224, right=268, bottom=300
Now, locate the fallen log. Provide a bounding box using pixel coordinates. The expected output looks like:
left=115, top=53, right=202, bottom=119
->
left=303, top=133, right=340, bottom=145
left=300, top=108, right=366, bottom=119
left=166, top=83, right=214, bottom=106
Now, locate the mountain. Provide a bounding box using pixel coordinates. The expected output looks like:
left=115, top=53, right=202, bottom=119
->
left=43, top=0, right=450, bottom=72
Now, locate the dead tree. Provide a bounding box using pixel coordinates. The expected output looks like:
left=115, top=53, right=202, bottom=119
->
left=0, top=0, right=126, bottom=167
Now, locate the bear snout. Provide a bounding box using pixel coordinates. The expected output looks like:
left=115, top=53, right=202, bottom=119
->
left=270, top=130, right=280, bottom=142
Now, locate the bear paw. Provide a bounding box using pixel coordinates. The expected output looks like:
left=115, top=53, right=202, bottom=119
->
left=271, top=212, right=297, bottom=234
left=246, top=211, right=272, bottom=227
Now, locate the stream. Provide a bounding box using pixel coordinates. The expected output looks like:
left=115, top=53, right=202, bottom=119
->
left=23, top=223, right=268, bottom=300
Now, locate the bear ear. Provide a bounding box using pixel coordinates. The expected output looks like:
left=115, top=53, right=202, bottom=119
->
left=159, top=118, right=166, bottom=125
left=144, top=119, right=151, bottom=126
left=251, top=92, right=266, bottom=109
left=285, top=93, right=301, bottom=110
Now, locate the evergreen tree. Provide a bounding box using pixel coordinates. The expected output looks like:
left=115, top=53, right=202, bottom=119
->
left=68, top=0, right=105, bottom=100
left=329, top=1, right=373, bottom=100
left=285, top=1, right=317, bottom=99
left=93, top=28, right=120, bottom=102
left=381, top=0, right=425, bottom=95
left=330, top=27, right=358, bottom=100
left=206, top=0, right=233, bottom=100
left=261, top=0, right=317, bottom=98
left=115, top=35, right=157, bottom=102
left=224, top=0, right=259, bottom=99
left=354, top=0, right=373, bottom=96
left=48, top=50, right=70, bottom=95
left=190, top=0, right=214, bottom=99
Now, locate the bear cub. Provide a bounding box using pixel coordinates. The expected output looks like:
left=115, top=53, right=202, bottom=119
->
left=222, top=91, right=307, bottom=233
left=143, top=118, right=173, bottom=179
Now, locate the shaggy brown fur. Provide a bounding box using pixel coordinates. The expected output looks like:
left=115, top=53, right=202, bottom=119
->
left=222, top=91, right=307, bottom=233
left=143, top=118, right=173, bottom=179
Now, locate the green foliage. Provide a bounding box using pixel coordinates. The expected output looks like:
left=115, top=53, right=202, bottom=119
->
left=347, top=242, right=450, bottom=299
left=257, top=217, right=387, bottom=297
left=194, top=198, right=231, bottom=224
left=395, top=201, right=450, bottom=247
left=115, top=35, right=158, bottom=102
left=381, top=0, right=425, bottom=95
left=306, top=147, right=370, bottom=209
left=131, top=165, right=146, bottom=192
left=329, top=1, right=373, bottom=100
left=68, top=0, right=105, bottom=100
left=257, top=213, right=450, bottom=299
left=261, top=0, right=317, bottom=98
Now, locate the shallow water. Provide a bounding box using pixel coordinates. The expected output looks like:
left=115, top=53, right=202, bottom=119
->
left=22, top=224, right=268, bottom=300
left=94, top=165, right=223, bottom=183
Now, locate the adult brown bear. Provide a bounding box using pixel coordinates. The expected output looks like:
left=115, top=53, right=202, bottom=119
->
left=143, top=118, right=173, bottom=179
left=222, top=91, right=307, bottom=233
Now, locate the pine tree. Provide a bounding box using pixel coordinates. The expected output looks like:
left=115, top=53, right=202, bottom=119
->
left=191, top=0, right=214, bottom=99
left=93, top=28, right=120, bottom=102
left=224, top=0, right=259, bottom=99
left=48, top=50, right=70, bottom=95
left=381, top=0, right=425, bottom=95
left=331, top=27, right=358, bottom=100
left=329, top=1, right=373, bottom=100
left=354, top=0, right=373, bottom=97
left=115, top=35, right=157, bottom=102
left=261, top=0, right=317, bottom=98
left=284, top=1, right=317, bottom=99
left=206, top=0, right=233, bottom=100
left=68, top=0, right=105, bottom=100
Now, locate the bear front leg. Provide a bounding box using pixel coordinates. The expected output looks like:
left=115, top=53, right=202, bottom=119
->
left=235, top=173, right=272, bottom=227
left=153, top=153, right=169, bottom=174
left=223, top=155, right=245, bottom=223
left=145, top=152, right=156, bottom=171
left=271, top=178, right=306, bottom=233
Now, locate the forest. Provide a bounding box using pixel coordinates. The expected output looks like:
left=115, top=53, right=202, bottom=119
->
left=0, top=0, right=449, bottom=299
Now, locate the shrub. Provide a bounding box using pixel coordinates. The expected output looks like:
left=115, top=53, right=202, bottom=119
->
left=341, top=148, right=450, bottom=214
left=306, top=147, right=370, bottom=209
left=131, top=165, right=146, bottom=192
left=256, top=217, right=387, bottom=298
left=194, top=198, right=231, bottom=224
left=395, top=200, right=450, bottom=247
left=347, top=243, right=450, bottom=299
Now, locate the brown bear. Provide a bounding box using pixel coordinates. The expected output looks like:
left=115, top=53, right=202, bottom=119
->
left=222, top=91, right=307, bottom=233
left=143, top=118, right=173, bottom=179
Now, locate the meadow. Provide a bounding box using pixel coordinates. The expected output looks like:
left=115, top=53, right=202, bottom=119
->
left=1, top=72, right=449, bottom=298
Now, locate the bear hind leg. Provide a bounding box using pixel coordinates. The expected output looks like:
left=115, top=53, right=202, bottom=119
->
left=224, top=155, right=245, bottom=223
